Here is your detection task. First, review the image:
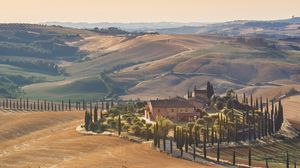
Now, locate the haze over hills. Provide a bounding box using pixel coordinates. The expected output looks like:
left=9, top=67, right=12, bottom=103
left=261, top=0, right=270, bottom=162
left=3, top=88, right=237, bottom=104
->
left=41, top=22, right=207, bottom=31
left=1, top=19, right=300, bottom=100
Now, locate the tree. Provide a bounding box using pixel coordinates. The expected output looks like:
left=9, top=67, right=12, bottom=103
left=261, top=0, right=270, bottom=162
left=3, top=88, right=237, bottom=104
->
left=248, top=147, right=252, bottom=167
left=217, top=138, right=220, bottom=162
left=203, top=129, right=207, bottom=158
left=286, top=151, right=290, bottom=168
left=118, top=114, right=121, bottom=136
left=69, top=99, right=71, bottom=111
left=207, top=81, right=214, bottom=99
left=94, top=105, right=98, bottom=124
left=233, top=149, right=236, bottom=166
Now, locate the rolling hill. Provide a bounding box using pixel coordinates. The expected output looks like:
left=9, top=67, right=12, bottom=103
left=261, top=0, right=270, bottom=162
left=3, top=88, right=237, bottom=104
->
left=0, top=23, right=300, bottom=101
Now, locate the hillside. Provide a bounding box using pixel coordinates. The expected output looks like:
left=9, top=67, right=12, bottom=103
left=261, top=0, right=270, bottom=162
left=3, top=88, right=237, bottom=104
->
left=0, top=24, right=300, bottom=100
left=157, top=18, right=300, bottom=38
left=0, top=110, right=214, bottom=168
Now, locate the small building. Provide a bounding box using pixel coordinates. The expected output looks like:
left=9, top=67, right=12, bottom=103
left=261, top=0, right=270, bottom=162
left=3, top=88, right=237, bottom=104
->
left=144, top=97, right=200, bottom=122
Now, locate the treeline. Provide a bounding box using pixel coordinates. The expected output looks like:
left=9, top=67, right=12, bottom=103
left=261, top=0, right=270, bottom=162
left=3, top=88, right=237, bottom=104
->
left=0, top=59, right=65, bottom=75
left=0, top=98, right=113, bottom=112
left=0, top=26, right=81, bottom=58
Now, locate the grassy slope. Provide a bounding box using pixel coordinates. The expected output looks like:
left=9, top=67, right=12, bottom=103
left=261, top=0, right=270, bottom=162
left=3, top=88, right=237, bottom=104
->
left=9, top=26, right=298, bottom=100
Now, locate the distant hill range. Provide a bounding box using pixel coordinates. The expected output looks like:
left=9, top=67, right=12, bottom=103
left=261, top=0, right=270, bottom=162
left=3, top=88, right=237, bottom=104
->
left=156, top=17, right=300, bottom=38
left=41, top=22, right=206, bottom=31
left=43, top=17, right=300, bottom=38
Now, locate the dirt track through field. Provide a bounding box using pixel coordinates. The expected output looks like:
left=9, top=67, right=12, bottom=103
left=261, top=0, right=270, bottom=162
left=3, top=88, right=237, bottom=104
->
left=0, top=110, right=214, bottom=168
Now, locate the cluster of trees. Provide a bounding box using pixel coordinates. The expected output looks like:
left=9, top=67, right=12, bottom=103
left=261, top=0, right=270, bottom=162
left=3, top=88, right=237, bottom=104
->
left=84, top=100, right=155, bottom=139
left=0, top=59, right=65, bottom=75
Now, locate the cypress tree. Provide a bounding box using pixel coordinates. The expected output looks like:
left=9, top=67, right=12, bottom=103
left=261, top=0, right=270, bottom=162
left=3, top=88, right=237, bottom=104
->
left=260, top=96, right=263, bottom=113
left=26, top=98, right=29, bottom=109
left=203, top=129, right=207, bottom=159
left=69, top=99, right=71, bottom=111
left=193, top=142, right=196, bottom=161
left=37, top=99, right=39, bottom=110
left=286, top=151, right=290, bottom=168
left=255, top=97, right=259, bottom=110
left=62, top=100, right=64, bottom=111
left=274, top=104, right=279, bottom=132
left=233, top=149, right=236, bottom=166
left=242, top=113, right=246, bottom=141
left=118, top=114, right=121, bottom=136
left=271, top=99, right=274, bottom=134
left=185, top=132, right=188, bottom=152
left=243, top=93, right=246, bottom=104
left=94, top=105, right=98, bottom=124
left=248, top=147, right=252, bottom=167
left=235, top=116, right=238, bottom=143
left=217, top=138, right=220, bottom=162
left=250, top=94, right=253, bottom=107
left=265, top=110, right=268, bottom=136
left=163, top=135, right=166, bottom=151
left=211, top=126, right=215, bottom=146
left=170, top=138, right=173, bottom=154
left=278, top=100, right=284, bottom=130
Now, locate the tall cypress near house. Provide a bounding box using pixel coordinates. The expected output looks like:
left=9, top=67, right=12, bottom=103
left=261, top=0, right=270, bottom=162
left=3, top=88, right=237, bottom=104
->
left=37, top=99, right=39, bottom=110
left=243, top=93, right=246, bottom=103
left=185, top=132, right=188, bottom=152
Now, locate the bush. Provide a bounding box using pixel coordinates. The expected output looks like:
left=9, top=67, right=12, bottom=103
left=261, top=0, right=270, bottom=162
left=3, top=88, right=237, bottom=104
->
left=130, top=124, right=142, bottom=135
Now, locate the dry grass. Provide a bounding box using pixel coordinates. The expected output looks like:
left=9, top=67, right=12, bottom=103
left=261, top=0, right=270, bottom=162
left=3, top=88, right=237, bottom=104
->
left=0, top=110, right=215, bottom=168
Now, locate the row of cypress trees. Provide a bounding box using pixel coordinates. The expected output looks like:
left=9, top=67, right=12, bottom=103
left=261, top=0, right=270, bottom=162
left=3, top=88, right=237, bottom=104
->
left=0, top=98, right=115, bottom=112
left=0, top=98, right=71, bottom=111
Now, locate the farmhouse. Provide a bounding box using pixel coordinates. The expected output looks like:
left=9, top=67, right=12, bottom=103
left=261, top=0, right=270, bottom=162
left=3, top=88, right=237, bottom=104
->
left=144, top=97, right=201, bottom=122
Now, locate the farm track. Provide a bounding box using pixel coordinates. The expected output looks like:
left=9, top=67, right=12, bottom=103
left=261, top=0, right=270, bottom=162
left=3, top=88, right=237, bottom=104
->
left=0, top=110, right=214, bottom=168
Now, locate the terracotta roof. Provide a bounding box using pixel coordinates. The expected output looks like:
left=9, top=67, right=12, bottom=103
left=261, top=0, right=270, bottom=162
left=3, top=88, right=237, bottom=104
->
left=149, top=98, right=194, bottom=108
left=194, top=89, right=207, bottom=94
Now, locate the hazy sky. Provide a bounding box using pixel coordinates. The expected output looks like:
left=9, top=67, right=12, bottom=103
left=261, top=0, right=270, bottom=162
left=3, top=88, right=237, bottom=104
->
left=0, top=0, right=300, bottom=23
